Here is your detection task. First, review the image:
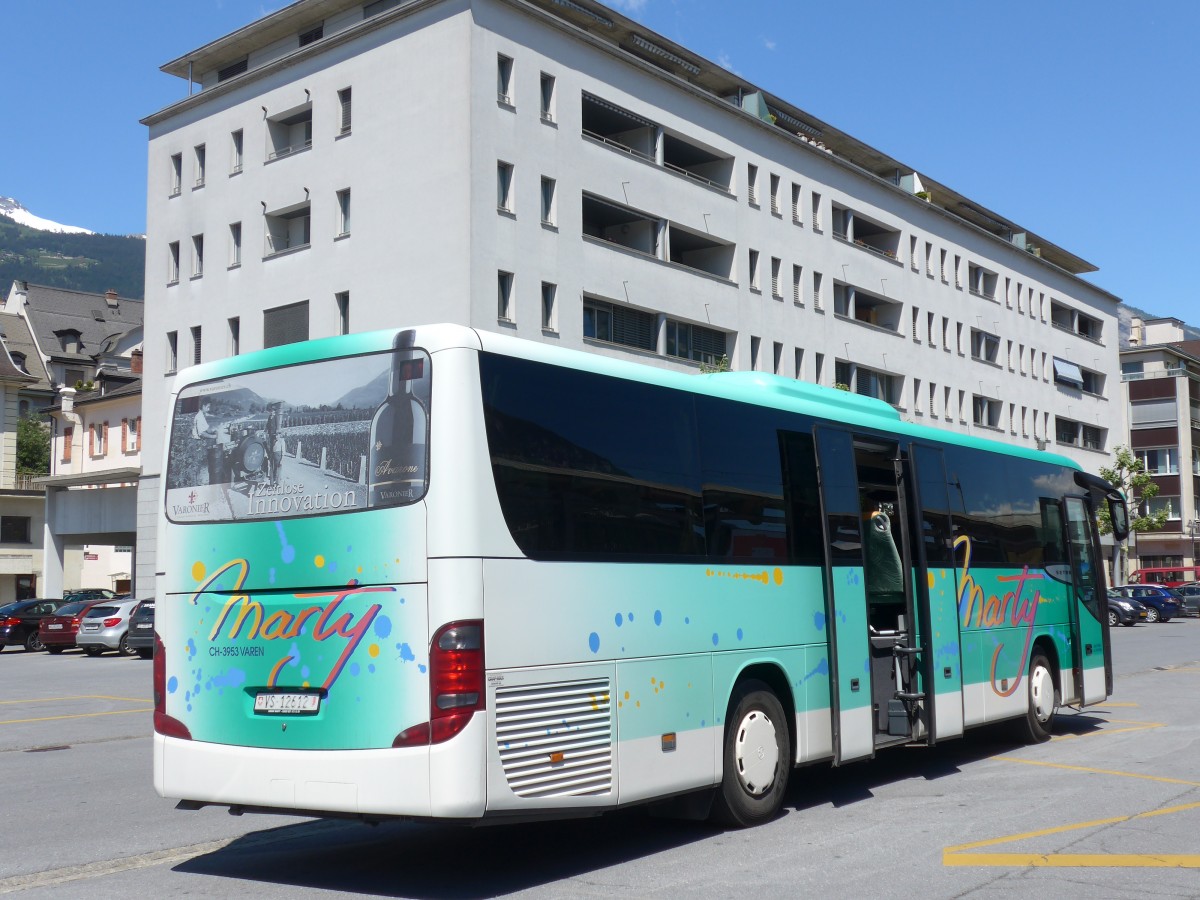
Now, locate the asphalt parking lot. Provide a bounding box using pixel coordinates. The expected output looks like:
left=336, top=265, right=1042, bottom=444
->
left=1, top=618, right=1198, bottom=898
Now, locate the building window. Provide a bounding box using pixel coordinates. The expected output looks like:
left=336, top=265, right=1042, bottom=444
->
left=263, top=300, right=310, bottom=349
left=750, top=336, right=761, bottom=371
left=191, top=326, right=202, bottom=366
left=0, top=517, right=31, bottom=544
left=266, top=105, right=313, bottom=160
left=191, top=234, right=204, bottom=278
left=815, top=352, right=824, bottom=384
left=91, top=422, right=108, bottom=457
left=166, top=331, right=178, bottom=372
left=1137, top=448, right=1178, bottom=475
left=666, top=319, right=726, bottom=365
left=194, top=144, right=206, bottom=188
left=168, top=241, right=180, bottom=284
left=540, top=176, right=556, bottom=225
left=497, top=162, right=514, bottom=212
left=1146, top=495, right=1180, bottom=521
left=541, top=282, right=557, bottom=331
left=228, top=317, right=241, bottom=355
left=973, top=395, right=1002, bottom=429
left=336, top=291, right=350, bottom=335
left=338, top=87, right=352, bottom=134
left=769, top=173, right=781, bottom=214
left=231, top=129, right=244, bottom=174
left=770, top=257, right=782, bottom=299
left=811, top=191, right=822, bottom=231
left=813, top=271, right=823, bottom=310
left=748, top=248, right=760, bottom=291
left=121, top=417, right=140, bottom=453
left=791, top=182, right=802, bottom=224
left=170, top=153, right=182, bottom=196
left=229, top=222, right=242, bottom=267
left=583, top=297, right=655, bottom=351
left=1052, top=357, right=1085, bottom=389
left=264, top=202, right=311, bottom=256
left=497, top=271, right=514, bottom=322
left=746, top=164, right=758, bottom=205
left=497, top=54, right=514, bottom=105
left=217, top=57, right=248, bottom=81
left=299, top=23, right=323, bottom=46
left=773, top=341, right=783, bottom=375
left=540, top=72, right=555, bottom=122
left=336, top=188, right=351, bottom=236
left=792, top=264, right=803, bottom=304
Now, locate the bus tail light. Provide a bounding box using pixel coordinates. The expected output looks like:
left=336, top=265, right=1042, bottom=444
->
left=393, top=620, right=484, bottom=748
left=153, top=633, right=192, bottom=740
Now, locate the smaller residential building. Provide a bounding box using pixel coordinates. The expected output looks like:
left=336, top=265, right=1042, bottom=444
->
left=0, top=333, right=44, bottom=602
left=1120, top=317, right=1200, bottom=572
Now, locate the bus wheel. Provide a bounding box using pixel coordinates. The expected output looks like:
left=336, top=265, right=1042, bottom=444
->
left=1015, top=652, right=1058, bottom=744
left=711, top=680, right=790, bottom=827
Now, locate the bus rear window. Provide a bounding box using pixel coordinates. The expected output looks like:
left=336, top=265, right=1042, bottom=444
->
left=165, top=343, right=431, bottom=523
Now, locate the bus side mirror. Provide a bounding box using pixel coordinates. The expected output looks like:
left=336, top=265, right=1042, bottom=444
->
left=1109, top=495, right=1129, bottom=543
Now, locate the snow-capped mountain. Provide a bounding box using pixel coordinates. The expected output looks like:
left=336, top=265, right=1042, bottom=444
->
left=0, top=197, right=93, bottom=235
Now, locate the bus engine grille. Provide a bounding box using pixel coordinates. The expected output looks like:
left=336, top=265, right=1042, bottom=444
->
left=495, top=678, right=613, bottom=798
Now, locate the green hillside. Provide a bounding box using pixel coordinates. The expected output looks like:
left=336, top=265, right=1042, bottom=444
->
left=0, top=214, right=145, bottom=300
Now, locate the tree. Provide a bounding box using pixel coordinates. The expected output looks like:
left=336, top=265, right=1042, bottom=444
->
left=1098, top=445, right=1167, bottom=584
left=698, top=354, right=730, bottom=374
left=15, top=414, right=50, bottom=475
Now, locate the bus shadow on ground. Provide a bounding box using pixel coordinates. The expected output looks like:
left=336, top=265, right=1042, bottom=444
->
left=175, top=713, right=1112, bottom=898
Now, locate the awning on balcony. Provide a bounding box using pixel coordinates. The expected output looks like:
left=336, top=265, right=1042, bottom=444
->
left=1053, top=358, right=1084, bottom=388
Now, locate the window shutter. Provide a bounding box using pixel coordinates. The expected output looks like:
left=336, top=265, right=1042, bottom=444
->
left=121, top=419, right=128, bottom=453
left=63, top=426, right=73, bottom=463
left=89, top=425, right=95, bottom=456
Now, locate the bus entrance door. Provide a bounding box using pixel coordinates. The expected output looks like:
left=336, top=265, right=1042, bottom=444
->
left=814, top=427, right=874, bottom=764
left=1064, top=497, right=1107, bottom=705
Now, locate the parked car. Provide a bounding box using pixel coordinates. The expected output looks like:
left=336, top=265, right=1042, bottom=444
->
left=63, top=588, right=116, bottom=603
left=1106, top=590, right=1148, bottom=627
left=1110, top=585, right=1183, bottom=623
left=125, top=599, right=155, bottom=659
left=38, top=598, right=110, bottom=654
left=76, top=598, right=141, bottom=656
left=0, top=599, right=73, bottom=652
left=1173, top=584, right=1200, bottom=617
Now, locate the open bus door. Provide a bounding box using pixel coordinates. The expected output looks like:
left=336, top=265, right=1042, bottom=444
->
left=908, top=443, right=964, bottom=743
left=1063, top=495, right=1109, bottom=705
left=813, top=426, right=874, bottom=764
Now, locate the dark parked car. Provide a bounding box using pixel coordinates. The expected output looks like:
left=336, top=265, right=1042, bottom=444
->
left=1110, top=585, right=1183, bottom=623
left=125, top=599, right=155, bottom=659
left=38, top=598, right=110, bottom=653
left=1106, top=590, right=1148, bottom=627
left=63, top=588, right=116, bottom=603
left=0, top=599, right=72, bottom=652
left=1173, top=584, right=1200, bottom=617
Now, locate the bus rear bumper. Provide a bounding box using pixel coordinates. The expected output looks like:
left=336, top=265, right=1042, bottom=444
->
left=154, top=715, right=486, bottom=820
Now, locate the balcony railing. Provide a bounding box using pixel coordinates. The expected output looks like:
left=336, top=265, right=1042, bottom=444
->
left=266, top=139, right=312, bottom=162
left=0, top=473, right=47, bottom=492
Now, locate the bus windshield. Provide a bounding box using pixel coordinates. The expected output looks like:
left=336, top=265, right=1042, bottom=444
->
left=165, top=344, right=431, bottom=523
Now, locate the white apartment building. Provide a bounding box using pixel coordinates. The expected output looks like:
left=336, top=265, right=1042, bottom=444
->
left=137, top=0, right=1123, bottom=596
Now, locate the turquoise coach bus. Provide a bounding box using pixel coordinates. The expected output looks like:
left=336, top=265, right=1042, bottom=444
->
left=153, top=324, right=1127, bottom=827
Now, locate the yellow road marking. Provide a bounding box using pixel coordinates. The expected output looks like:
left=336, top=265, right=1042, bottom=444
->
left=995, top=757, right=1200, bottom=788
left=0, top=694, right=151, bottom=705
left=0, top=707, right=151, bottom=726
left=946, top=746, right=1200, bottom=868
left=944, top=801, right=1200, bottom=867
left=1091, top=701, right=1139, bottom=707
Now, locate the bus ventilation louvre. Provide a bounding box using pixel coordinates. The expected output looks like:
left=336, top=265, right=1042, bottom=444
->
left=495, top=678, right=613, bottom=798
left=393, top=621, right=485, bottom=747
left=153, top=633, right=192, bottom=740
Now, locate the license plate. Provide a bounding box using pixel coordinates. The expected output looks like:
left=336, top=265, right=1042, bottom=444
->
left=48, top=624, right=63, bottom=630
left=82, top=624, right=98, bottom=631
left=136, top=623, right=152, bottom=629
left=254, top=692, right=320, bottom=715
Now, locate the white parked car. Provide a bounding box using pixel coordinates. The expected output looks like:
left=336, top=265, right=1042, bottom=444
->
left=77, top=598, right=142, bottom=656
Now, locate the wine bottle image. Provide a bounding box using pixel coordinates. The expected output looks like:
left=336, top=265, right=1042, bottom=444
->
left=368, top=332, right=428, bottom=507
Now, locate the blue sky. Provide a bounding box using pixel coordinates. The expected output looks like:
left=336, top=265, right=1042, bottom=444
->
left=2, top=1, right=1195, bottom=322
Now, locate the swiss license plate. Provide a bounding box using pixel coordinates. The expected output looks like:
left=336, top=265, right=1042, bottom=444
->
left=254, top=692, right=320, bottom=715
left=136, top=623, right=152, bottom=629
left=48, top=624, right=63, bottom=630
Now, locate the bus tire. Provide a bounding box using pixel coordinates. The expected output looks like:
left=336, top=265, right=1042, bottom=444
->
left=711, top=680, right=790, bottom=827
left=1015, top=651, right=1058, bottom=744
